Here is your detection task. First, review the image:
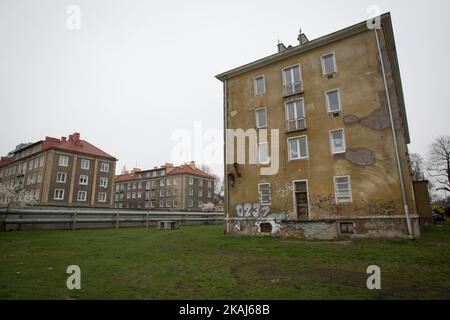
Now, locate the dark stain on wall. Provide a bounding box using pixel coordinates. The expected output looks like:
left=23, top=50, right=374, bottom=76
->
left=345, top=148, right=376, bottom=166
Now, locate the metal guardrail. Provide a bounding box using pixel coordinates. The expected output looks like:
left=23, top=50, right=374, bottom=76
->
left=0, top=207, right=224, bottom=231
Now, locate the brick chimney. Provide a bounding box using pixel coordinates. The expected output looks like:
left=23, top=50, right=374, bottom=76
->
left=188, top=161, right=196, bottom=169
left=72, top=132, right=80, bottom=143
left=61, top=137, right=67, bottom=142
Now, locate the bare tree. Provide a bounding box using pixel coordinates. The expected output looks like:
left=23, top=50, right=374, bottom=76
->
left=428, top=136, right=450, bottom=193
left=409, top=153, right=426, bottom=181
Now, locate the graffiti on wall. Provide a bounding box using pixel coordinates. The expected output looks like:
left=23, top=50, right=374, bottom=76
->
left=235, top=203, right=271, bottom=218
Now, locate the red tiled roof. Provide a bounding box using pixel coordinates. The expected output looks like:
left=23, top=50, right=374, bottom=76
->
left=0, top=157, right=14, bottom=168
left=47, top=137, right=116, bottom=161
left=3, top=133, right=117, bottom=166
left=115, top=173, right=136, bottom=182
left=167, top=164, right=215, bottom=179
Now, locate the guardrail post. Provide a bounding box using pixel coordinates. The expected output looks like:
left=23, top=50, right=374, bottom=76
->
left=72, top=211, right=77, bottom=230
left=146, top=212, right=149, bottom=228
left=115, top=212, right=119, bottom=229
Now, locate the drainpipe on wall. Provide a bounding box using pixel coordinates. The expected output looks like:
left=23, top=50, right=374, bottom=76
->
left=374, top=28, right=414, bottom=239
left=223, top=79, right=229, bottom=235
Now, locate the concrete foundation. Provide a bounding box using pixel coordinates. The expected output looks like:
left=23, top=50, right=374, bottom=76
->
left=225, top=216, right=421, bottom=240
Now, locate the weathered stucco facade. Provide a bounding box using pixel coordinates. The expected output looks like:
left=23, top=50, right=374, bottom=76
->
left=216, top=13, right=420, bottom=239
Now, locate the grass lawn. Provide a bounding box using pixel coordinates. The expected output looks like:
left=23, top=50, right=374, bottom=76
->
left=0, top=224, right=449, bottom=300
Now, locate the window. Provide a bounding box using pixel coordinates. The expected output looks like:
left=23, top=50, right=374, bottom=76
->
left=188, top=189, right=193, bottom=196
left=138, top=192, right=142, bottom=199
left=325, top=89, right=341, bottom=113
left=188, top=200, right=193, bottom=207
left=54, top=189, right=64, bottom=200
left=145, top=191, right=150, bottom=199
left=189, top=177, right=194, bottom=185
left=198, top=190, right=203, bottom=197
left=166, top=189, right=171, bottom=197
left=39, top=156, right=45, bottom=168
left=159, top=200, right=165, bottom=208
left=100, top=162, right=110, bottom=173
left=340, top=222, right=355, bottom=234
left=34, top=159, right=39, bottom=169
left=115, top=184, right=120, bottom=192
left=208, top=191, right=212, bottom=198
left=151, top=181, right=156, bottom=188
left=255, top=108, right=267, bottom=129
left=127, top=183, right=132, bottom=190
left=37, top=173, right=42, bottom=184
left=132, top=192, right=136, bottom=199
left=79, top=175, right=89, bottom=185
left=258, top=183, right=271, bottom=205
left=334, top=176, right=352, bottom=203
left=59, top=155, right=69, bottom=167
left=198, top=179, right=203, bottom=187
left=98, top=192, right=107, bottom=203
left=288, top=136, right=308, bottom=160
left=81, top=159, right=90, bottom=170
left=258, top=142, right=269, bottom=164
left=198, top=200, right=202, bottom=208
left=151, top=201, right=155, bottom=208
left=56, top=172, right=67, bottom=183
left=127, top=193, right=131, bottom=199
left=100, top=177, right=108, bottom=188
left=138, top=182, right=142, bottom=189
left=330, top=129, right=346, bottom=154
left=173, top=200, right=178, bottom=207
left=133, top=183, right=137, bottom=190
left=282, top=64, right=302, bottom=95
left=145, top=181, right=151, bottom=189
left=166, top=200, right=171, bottom=208
left=173, top=178, right=178, bottom=185
left=322, top=53, right=337, bottom=75
left=208, top=181, right=212, bottom=188
left=145, top=201, right=149, bottom=208
left=77, top=191, right=87, bottom=202
left=160, top=179, right=165, bottom=187
left=35, top=189, right=40, bottom=199
left=167, top=179, right=172, bottom=186
left=160, top=190, right=165, bottom=197
left=254, top=75, right=265, bottom=96
left=285, top=99, right=306, bottom=132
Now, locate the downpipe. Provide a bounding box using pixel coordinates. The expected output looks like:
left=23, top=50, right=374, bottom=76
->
left=374, top=28, right=414, bottom=239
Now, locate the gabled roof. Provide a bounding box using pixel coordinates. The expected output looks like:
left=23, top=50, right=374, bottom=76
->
left=0, top=157, right=14, bottom=168
left=49, top=138, right=116, bottom=161
left=167, top=164, right=215, bottom=179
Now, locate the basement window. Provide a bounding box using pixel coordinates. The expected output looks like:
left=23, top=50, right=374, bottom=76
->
left=340, top=222, right=355, bottom=234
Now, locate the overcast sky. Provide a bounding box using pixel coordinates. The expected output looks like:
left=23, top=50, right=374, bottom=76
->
left=1, top=0, right=449, bottom=176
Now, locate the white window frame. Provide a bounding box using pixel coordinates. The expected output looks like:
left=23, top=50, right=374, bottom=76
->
left=258, top=183, right=271, bottom=205
left=329, top=129, right=346, bottom=154
left=282, top=64, right=302, bottom=95
left=159, top=200, right=165, bottom=208
left=173, top=200, right=178, bottom=207
left=56, top=172, right=67, bottom=183
left=59, top=155, right=69, bottom=167
left=258, top=142, right=270, bottom=165
left=77, top=191, right=87, bottom=202
left=254, top=75, right=265, bottom=96
left=99, top=177, right=108, bottom=188
left=81, top=159, right=90, bottom=170
left=287, top=136, right=309, bottom=161
left=321, top=52, right=337, bottom=76
left=54, top=189, right=65, bottom=200
left=79, top=175, right=89, bottom=185
left=160, top=190, right=165, bottom=197
left=285, top=98, right=306, bottom=131
left=100, top=162, right=110, bottom=173
left=188, top=199, right=193, bottom=208
left=188, top=189, right=193, bottom=196
left=166, top=200, right=171, bottom=208
left=325, top=88, right=342, bottom=113
left=255, top=107, right=267, bottom=129
left=98, top=192, right=107, bottom=203
left=333, top=175, right=353, bottom=204
left=189, top=177, right=194, bottom=185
